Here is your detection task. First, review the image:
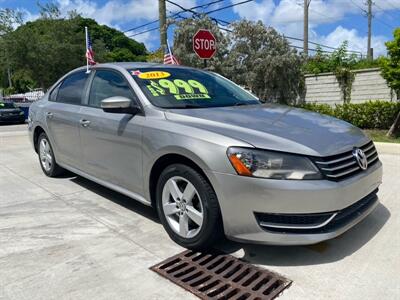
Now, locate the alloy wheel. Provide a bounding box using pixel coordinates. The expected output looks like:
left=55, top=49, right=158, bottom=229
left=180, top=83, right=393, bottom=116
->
left=162, top=176, right=204, bottom=239
left=39, top=138, right=53, bottom=172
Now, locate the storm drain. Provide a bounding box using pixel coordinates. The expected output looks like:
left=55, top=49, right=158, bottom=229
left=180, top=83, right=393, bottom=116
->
left=150, top=250, right=291, bottom=300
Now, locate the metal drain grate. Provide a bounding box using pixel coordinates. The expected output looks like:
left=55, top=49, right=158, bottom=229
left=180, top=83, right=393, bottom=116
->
left=150, top=250, right=292, bottom=300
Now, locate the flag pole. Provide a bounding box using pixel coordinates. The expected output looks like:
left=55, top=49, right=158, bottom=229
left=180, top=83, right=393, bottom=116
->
left=166, top=39, right=173, bottom=62
left=85, top=26, right=90, bottom=73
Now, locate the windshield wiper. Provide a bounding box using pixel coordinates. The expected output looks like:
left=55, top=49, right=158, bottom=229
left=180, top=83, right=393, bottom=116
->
left=233, top=102, right=248, bottom=106
left=175, top=104, right=204, bottom=109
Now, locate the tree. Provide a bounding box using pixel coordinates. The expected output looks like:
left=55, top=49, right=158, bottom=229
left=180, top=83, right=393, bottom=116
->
left=380, top=28, right=400, bottom=137
left=225, top=20, right=305, bottom=104
left=37, top=2, right=61, bottom=19
left=172, top=16, right=229, bottom=73
left=0, top=13, right=147, bottom=92
left=0, top=8, right=23, bottom=35
left=146, top=48, right=164, bottom=63
left=172, top=18, right=305, bottom=104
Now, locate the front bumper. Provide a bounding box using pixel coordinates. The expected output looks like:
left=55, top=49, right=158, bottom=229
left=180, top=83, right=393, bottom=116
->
left=207, top=160, right=382, bottom=245
left=0, top=114, right=25, bottom=123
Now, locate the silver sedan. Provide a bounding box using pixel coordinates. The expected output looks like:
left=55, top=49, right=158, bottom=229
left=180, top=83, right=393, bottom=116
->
left=28, top=62, right=382, bottom=249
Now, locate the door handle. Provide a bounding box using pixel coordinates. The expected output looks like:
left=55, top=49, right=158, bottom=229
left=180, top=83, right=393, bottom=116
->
left=46, top=112, right=53, bottom=119
left=79, top=119, right=91, bottom=127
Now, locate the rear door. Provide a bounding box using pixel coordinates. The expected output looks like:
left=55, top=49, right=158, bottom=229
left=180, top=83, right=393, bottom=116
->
left=79, top=69, right=144, bottom=195
left=45, top=71, right=89, bottom=168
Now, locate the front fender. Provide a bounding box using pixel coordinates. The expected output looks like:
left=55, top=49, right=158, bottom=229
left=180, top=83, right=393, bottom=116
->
left=141, top=125, right=252, bottom=202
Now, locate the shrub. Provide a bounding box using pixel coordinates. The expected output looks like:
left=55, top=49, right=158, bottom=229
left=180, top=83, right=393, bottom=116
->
left=298, top=103, right=335, bottom=116
left=297, top=101, right=400, bottom=129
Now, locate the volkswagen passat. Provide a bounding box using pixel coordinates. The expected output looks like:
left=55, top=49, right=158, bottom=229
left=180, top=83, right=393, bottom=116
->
left=28, top=63, right=382, bottom=249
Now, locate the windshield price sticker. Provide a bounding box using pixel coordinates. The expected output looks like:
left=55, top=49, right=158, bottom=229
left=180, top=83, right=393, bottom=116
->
left=138, top=71, right=170, bottom=80
left=145, top=79, right=210, bottom=100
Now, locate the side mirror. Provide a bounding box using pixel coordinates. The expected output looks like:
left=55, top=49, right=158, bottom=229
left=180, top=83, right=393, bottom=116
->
left=101, top=96, right=140, bottom=114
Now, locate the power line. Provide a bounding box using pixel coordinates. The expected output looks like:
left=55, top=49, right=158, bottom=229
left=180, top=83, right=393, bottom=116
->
left=349, top=0, right=367, bottom=14
left=123, top=19, right=158, bottom=33
left=203, top=0, right=254, bottom=15
left=129, top=26, right=159, bottom=37
left=127, top=0, right=363, bottom=57
left=124, top=0, right=226, bottom=33
left=374, top=16, right=395, bottom=30
left=374, top=2, right=397, bottom=18
left=373, top=2, right=397, bottom=28
left=284, top=35, right=363, bottom=54
left=383, top=0, right=399, bottom=11
left=295, top=1, right=341, bottom=23
left=348, top=0, right=394, bottom=30
left=166, top=0, right=230, bottom=27
left=127, top=0, right=253, bottom=38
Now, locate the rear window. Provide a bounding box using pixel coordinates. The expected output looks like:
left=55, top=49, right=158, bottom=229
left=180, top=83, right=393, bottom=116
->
left=56, top=71, right=89, bottom=105
left=129, top=68, right=259, bottom=109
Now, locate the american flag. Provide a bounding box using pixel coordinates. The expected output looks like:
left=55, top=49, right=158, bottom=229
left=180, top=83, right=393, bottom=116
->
left=164, top=44, right=179, bottom=65
left=86, top=28, right=96, bottom=65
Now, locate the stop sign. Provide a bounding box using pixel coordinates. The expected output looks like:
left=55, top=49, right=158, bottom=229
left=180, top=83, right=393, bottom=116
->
left=193, top=29, right=217, bottom=59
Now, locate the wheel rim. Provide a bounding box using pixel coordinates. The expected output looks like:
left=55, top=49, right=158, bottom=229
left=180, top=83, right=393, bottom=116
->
left=162, top=176, right=204, bottom=239
left=39, top=138, right=53, bottom=172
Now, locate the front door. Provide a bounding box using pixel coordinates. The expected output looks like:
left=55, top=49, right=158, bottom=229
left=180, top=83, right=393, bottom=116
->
left=79, top=70, right=144, bottom=195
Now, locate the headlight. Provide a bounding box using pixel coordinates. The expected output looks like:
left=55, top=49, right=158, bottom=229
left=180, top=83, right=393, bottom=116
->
left=227, top=147, right=322, bottom=180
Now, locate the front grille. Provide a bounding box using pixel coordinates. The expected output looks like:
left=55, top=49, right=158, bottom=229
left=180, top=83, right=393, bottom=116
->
left=312, top=141, right=379, bottom=181
left=256, top=189, right=378, bottom=234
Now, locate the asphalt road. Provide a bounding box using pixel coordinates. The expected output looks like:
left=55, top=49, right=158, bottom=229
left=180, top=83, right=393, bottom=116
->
left=0, top=124, right=399, bottom=300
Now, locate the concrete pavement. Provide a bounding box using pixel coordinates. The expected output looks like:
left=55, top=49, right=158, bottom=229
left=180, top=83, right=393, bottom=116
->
left=0, top=124, right=399, bottom=300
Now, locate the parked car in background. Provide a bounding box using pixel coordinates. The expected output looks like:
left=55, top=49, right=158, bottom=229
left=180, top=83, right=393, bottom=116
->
left=0, top=102, right=26, bottom=124
left=28, top=63, right=382, bottom=249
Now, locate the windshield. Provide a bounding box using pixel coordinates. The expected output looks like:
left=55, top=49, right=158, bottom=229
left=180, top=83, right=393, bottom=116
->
left=129, top=68, right=260, bottom=108
left=0, top=102, right=17, bottom=109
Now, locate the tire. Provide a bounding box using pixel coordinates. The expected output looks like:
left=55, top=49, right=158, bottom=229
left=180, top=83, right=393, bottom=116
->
left=37, top=132, right=64, bottom=177
left=156, top=164, right=223, bottom=250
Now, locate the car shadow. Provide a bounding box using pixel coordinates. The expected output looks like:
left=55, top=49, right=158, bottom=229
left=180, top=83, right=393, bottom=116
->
left=69, top=174, right=160, bottom=224
left=216, top=202, right=390, bottom=266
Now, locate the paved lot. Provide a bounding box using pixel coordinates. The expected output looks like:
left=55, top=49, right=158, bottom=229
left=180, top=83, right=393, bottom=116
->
left=0, top=124, right=399, bottom=300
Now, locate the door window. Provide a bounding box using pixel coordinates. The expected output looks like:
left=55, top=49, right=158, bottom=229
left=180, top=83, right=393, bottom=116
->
left=49, top=83, right=60, bottom=102
left=57, top=71, right=88, bottom=105
left=89, top=70, right=136, bottom=108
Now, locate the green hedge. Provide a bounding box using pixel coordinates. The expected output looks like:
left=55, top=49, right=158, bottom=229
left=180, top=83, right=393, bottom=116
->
left=297, top=101, right=400, bottom=129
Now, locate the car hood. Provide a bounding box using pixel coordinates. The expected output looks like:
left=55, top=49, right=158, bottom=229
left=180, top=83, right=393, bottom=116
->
left=164, top=104, right=369, bottom=157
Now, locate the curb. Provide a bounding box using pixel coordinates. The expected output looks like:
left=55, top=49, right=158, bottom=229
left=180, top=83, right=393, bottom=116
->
left=374, top=142, right=400, bottom=155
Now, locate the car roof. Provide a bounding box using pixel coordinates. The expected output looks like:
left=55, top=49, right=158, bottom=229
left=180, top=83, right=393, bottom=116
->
left=93, top=62, right=194, bottom=70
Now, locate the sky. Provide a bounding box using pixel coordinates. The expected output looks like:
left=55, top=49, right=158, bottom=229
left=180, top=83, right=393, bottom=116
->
left=3, top=0, right=400, bottom=57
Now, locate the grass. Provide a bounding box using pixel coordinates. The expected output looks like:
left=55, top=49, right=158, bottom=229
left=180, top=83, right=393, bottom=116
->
left=363, top=129, right=400, bottom=144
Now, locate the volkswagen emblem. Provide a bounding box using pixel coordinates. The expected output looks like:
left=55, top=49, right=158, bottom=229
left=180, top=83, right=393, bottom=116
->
left=353, top=148, right=368, bottom=170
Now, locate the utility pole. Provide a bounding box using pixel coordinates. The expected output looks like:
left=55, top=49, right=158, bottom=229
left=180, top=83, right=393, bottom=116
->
left=303, top=0, right=311, bottom=57
left=159, top=0, right=167, bottom=52
left=367, top=0, right=373, bottom=60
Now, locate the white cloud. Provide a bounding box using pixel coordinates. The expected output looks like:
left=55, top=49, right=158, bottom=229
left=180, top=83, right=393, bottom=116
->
left=56, top=0, right=196, bottom=26
left=125, top=30, right=158, bottom=46
left=230, top=0, right=393, bottom=56
left=231, top=0, right=275, bottom=22
left=17, top=0, right=197, bottom=49
left=318, top=26, right=388, bottom=56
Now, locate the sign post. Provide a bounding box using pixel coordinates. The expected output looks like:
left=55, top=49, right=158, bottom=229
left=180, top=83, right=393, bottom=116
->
left=193, top=29, right=217, bottom=68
